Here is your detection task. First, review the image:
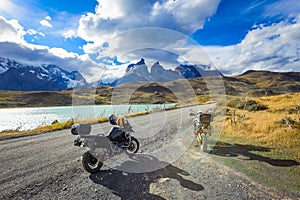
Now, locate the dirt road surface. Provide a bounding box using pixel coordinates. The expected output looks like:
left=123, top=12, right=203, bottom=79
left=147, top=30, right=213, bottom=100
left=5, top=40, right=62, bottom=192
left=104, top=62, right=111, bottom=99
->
left=0, top=105, right=291, bottom=199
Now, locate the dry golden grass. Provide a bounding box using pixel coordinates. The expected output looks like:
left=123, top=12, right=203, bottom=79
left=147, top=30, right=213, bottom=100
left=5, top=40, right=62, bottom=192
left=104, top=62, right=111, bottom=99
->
left=222, top=92, right=300, bottom=161
left=125, top=111, right=150, bottom=117
left=257, top=93, right=300, bottom=110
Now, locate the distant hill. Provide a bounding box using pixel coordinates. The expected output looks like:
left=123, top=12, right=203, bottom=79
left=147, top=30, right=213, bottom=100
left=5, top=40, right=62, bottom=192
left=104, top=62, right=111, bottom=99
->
left=228, top=70, right=300, bottom=96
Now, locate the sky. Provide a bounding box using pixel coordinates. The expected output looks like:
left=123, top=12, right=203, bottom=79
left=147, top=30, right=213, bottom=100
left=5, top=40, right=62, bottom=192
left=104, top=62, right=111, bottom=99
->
left=0, top=0, right=299, bottom=83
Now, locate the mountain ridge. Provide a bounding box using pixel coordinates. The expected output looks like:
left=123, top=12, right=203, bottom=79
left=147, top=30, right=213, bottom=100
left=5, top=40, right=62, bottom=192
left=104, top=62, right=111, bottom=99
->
left=111, top=58, right=220, bottom=86
left=0, top=56, right=299, bottom=92
left=0, top=57, right=88, bottom=91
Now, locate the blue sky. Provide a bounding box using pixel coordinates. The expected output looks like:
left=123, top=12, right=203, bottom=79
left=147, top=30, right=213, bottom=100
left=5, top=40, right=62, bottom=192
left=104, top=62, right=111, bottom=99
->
left=0, top=0, right=299, bottom=82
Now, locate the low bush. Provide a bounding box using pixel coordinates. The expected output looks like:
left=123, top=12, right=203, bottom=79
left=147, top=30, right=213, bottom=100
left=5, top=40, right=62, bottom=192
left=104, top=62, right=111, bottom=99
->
left=227, top=99, right=268, bottom=111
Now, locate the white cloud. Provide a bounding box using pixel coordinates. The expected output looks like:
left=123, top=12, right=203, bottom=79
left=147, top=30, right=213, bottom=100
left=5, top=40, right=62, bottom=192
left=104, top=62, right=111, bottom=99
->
left=152, top=0, right=220, bottom=32
left=27, top=29, right=45, bottom=37
left=98, top=27, right=187, bottom=60
left=49, top=47, right=78, bottom=59
left=40, top=19, right=52, bottom=28
left=45, top=16, right=51, bottom=21
left=0, top=16, right=25, bottom=43
left=177, top=46, right=217, bottom=67
left=78, top=0, right=221, bottom=55
left=63, top=30, right=77, bottom=40
left=27, top=29, right=37, bottom=35
left=40, top=16, right=52, bottom=28
left=100, top=64, right=127, bottom=83
left=204, top=15, right=300, bottom=75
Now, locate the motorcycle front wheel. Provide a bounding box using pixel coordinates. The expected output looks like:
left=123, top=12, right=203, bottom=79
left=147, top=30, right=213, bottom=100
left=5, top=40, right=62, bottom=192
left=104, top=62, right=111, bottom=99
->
left=82, top=151, right=103, bottom=173
left=125, top=137, right=139, bottom=154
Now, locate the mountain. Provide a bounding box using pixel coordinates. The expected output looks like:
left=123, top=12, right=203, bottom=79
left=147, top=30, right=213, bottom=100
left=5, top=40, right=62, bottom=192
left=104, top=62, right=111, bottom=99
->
left=0, top=57, right=87, bottom=91
left=150, top=62, right=180, bottom=82
left=111, top=58, right=220, bottom=86
left=113, top=58, right=151, bottom=85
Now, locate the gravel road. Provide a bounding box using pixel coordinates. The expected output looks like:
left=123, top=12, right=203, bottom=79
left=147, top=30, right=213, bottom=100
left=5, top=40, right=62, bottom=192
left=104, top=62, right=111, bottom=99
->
left=0, top=105, right=291, bottom=199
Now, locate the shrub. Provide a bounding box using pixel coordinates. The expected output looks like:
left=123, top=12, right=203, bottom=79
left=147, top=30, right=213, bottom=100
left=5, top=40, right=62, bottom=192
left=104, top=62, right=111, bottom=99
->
left=227, top=99, right=268, bottom=111
left=280, top=116, right=295, bottom=125
left=245, top=100, right=268, bottom=111
left=227, top=99, right=241, bottom=108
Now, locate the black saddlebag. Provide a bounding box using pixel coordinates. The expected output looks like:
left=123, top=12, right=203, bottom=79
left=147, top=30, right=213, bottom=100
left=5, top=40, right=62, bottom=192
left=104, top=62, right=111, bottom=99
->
left=71, top=124, right=91, bottom=135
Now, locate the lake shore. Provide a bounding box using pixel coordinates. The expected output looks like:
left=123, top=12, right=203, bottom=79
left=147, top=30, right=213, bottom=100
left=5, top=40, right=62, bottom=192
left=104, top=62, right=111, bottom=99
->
left=0, top=103, right=186, bottom=140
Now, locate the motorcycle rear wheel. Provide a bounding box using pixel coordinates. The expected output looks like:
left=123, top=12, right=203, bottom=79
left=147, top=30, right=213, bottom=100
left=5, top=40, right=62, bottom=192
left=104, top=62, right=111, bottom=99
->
left=125, top=137, right=139, bottom=154
left=82, top=151, right=103, bottom=173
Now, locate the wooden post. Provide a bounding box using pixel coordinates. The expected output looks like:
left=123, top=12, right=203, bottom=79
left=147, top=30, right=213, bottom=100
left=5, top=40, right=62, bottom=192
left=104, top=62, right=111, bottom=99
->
left=283, top=116, right=293, bottom=129
left=293, top=101, right=299, bottom=122
left=231, top=109, right=236, bottom=126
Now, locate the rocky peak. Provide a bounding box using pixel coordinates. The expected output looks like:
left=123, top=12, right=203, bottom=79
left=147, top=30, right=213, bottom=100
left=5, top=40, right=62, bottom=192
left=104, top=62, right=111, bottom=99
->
left=136, top=58, right=145, bottom=65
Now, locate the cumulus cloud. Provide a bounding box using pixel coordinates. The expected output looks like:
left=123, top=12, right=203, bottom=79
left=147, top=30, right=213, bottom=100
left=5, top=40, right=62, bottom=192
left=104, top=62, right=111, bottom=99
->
left=0, top=16, right=25, bottom=43
left=78, top=0, right=221, bottom=56
left=205, top=15, right=300, bottom=75
left=63, top=30, right=77, bottom=40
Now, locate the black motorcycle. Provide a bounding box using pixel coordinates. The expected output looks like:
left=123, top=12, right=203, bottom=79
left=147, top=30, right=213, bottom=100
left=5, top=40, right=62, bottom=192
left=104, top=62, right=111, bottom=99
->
left=71, top=123, right=139, bottom=173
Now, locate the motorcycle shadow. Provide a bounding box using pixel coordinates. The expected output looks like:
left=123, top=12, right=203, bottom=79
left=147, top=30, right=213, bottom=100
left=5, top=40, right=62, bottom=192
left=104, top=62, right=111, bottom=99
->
left=89, top=154, right=204, bottom=199
left=210, top=141, right=300, bottom=167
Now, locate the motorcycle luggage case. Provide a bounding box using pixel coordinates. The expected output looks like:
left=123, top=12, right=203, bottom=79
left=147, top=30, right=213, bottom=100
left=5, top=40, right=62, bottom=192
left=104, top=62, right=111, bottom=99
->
left=71, top=124, right=91, bottom=135
left=107, top=127, right=124, bottom=141
left=85, top=135, right=111, bottom=149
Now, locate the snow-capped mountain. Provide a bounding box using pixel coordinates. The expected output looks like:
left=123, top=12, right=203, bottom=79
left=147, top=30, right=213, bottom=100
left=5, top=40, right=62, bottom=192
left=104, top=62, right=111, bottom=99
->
left=110, top=58, right=220, bottom=86
left=118, top=58, right=151, bottom=84
left=150, top=62, right=180, bottom=82
left=0, top=57, right=87, bottom=91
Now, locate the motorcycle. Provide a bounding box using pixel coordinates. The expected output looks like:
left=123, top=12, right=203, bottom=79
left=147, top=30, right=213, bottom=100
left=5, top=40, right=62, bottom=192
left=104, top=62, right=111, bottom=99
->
left=191, top=110, right=213, bottom=152
left=71, top=122, right=139, bottom=173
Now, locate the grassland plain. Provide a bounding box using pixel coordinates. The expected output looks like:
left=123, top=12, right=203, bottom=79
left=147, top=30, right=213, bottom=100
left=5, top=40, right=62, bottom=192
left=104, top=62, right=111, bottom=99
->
left=210, top=92, right=300, bottom=195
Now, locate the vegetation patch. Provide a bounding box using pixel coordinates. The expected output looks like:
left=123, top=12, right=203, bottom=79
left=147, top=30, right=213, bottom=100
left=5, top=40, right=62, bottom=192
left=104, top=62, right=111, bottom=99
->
left=227, top=98, right=268, bottom=111
left=215, top=92, right=300, bottom=194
